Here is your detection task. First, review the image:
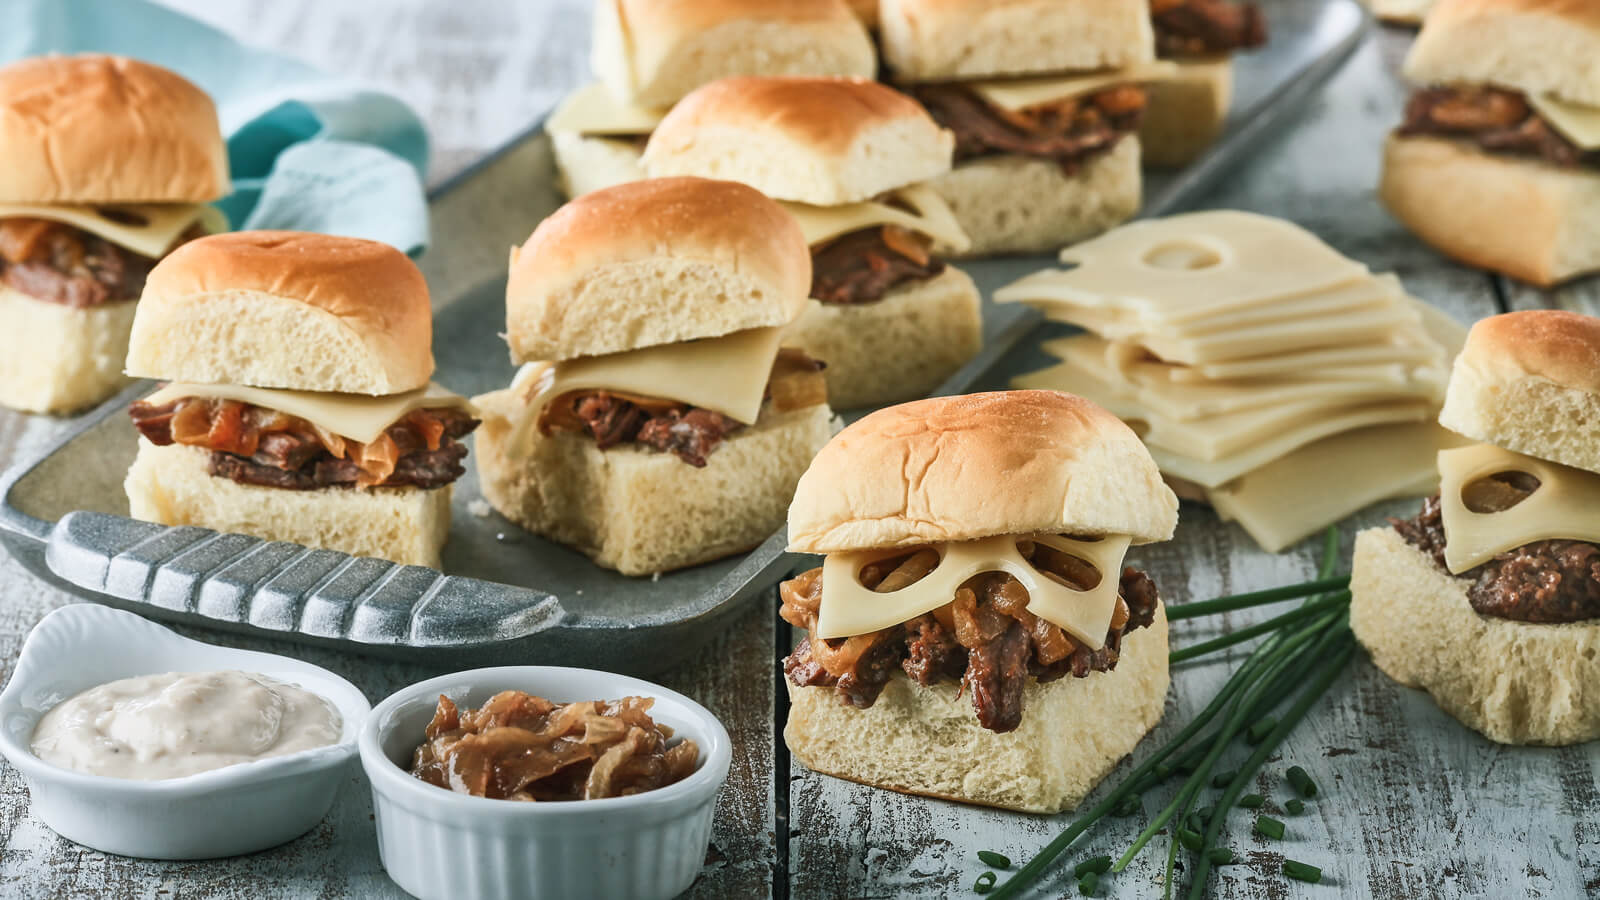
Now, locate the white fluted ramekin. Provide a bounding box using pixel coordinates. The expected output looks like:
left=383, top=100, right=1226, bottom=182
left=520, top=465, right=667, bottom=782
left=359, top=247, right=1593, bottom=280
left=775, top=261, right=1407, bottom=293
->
left=360, top=666, right=732, bottom=900
left=0, top=604, right=370, bottom=859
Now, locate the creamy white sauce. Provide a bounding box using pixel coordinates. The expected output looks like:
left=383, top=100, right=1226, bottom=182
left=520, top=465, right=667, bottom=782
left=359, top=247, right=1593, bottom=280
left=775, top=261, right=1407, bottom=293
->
left=30, top=670, right=342, bottom=780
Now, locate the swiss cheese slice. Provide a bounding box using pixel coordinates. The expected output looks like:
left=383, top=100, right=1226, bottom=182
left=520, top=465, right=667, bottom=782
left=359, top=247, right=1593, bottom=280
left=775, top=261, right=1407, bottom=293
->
left=1437, top=443, right=1600, bottom=574
left=1527, top=93, right=1600, bottom=151
left=1206, top=423, right=1465, bottom=552
left=781, top=183, right=972, bottom=253
left=0, top=203, right=225, bottom=259
left=815, top=533, right=1131, bottom=649
left=546, top=81, right=668, bottom=136
left=140, top=381, right=474, bottom=445
left=994, top=211, right=1371, bottom=324
left=968, top=60, right=1181, bottom=111
left=511, top=326, right=785, bottom=458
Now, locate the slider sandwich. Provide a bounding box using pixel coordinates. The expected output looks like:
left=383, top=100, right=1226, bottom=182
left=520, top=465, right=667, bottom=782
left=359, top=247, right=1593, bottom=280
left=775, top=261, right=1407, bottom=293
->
left=643, top=77, right=981, bottom=409
left=1352, top=311, right=1600, bottom=745
left=551, top=0, right=876, bottom=198
left=124, top=232, right=479, bottom=568
left=0, top=54, right=228, bottom=413
left=781, top=390, right=1178, bottom=812
left=1382, top=0, right=1600, bottom=286
left=1141, top=0, right=1266, bottom=168
left=880, top=0, right=1177, bottom=255
left=473, top=177, right=835, bottom=576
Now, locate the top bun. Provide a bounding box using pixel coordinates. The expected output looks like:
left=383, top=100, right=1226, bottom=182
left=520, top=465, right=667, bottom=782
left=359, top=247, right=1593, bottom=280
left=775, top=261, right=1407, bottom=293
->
left=1405, top=0, right=1600, bottom=106
left=506, top=177, right=813, bottom=363
left=1439, top=310, right=1600, bottom=474
left=592, top=0, right=877, bottom=109
left=126, top=232, right=434, bottom=395
left=0, top=55, right=229, bottom=205
left=847, top=0, right=880, bottom=28
left=881, top=0, right=1155, bottom=83
left=788, top=390, right=1179, bottom=553
left=643, top=77, right=955, bottom=206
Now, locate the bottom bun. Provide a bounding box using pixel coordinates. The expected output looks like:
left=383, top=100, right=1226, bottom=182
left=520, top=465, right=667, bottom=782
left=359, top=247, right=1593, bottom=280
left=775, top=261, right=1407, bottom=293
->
left=551, top=130, right=646, bottom=198
left=0, top=288, right=135, bottom=414
left=785, top=607, right=1169, bottom=813
left=1140, top=56, right=1232, bottom=169
left=474, top=400, right=834, bottom=576
left=1380, top=135, right=1600, bottom=287
left=785, top=267, right=981, bottom=410
left=124, top=441, right=453, bottom=568
left=928, top=137, right=1140, bottom=257
left=1350, top=527, right=1600, bottom=745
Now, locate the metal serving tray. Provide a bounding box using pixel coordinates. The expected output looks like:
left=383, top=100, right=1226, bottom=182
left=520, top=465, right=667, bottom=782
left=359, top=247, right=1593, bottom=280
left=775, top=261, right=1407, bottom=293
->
left=0, top=0, right=1365, bottom=674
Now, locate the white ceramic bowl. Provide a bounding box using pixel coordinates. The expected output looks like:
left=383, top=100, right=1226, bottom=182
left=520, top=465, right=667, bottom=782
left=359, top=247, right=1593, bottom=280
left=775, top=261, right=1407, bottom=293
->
left=360, top=666, right=732, bottom=900
left=0, top=604, right=370, bottom=859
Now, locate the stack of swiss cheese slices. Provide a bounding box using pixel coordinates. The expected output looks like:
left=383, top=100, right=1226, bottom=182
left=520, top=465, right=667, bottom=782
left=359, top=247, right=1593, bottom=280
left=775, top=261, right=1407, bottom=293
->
left=996, top=210, right=1466, bottom=551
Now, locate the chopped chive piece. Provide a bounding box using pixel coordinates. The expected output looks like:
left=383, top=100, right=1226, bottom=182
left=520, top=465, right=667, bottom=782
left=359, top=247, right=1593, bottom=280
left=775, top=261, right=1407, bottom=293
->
left=1246, top=717, right=1277, bottom=744
left=977, top=851, right=1012, bottom=869
left=1078, top=872, right=1099, bottom=896
left=1154, top=764, right=1172, bottom=780
left=1164, top=574, right=1351, bottom=620
left=1178, top=828, right=1204, bottom=851
left=1074, top=856, right=1112, bottom=877
left=1287, top=766, right=1318, bottom=798
left=1185, top=812, right=1203, bottom=833
left=1211, top=770, right=1237, bottom=788
left=1207, top=848, right=1235, bottom=865
left=1283, top=860, right=1323, bottom=883
left=1255, top=816, right=1286, bottom=840
left=974, top=871, right=997, bottom=894
left=1286, top=798, right=1306, bottom=815
left=1239, top=793, right=1265, bottom=809
left=1112, top=797, right=1142, bottom=817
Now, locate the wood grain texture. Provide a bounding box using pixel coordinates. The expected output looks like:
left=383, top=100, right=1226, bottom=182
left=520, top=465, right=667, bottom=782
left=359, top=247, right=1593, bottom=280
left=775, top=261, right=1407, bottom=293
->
left=0, top=2, right=1593, bottom=898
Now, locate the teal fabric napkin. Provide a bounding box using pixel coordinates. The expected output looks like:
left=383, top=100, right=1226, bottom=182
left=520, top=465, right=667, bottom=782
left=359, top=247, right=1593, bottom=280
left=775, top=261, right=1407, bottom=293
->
left=2, top=0, right=431, bottom=254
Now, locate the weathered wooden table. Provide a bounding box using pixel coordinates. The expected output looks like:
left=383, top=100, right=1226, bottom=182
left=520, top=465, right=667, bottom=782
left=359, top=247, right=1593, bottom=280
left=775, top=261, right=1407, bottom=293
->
left=2, top=3, right=1596, bottom=897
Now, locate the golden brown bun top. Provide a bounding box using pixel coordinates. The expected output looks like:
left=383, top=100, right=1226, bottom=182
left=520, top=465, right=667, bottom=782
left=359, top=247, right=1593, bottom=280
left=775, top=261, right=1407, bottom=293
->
left=128, top=231, right=434, bottom=393
left=506, top=176, right=814, bottom=361
left=652, top=76, right=937, bottom=156
left=787, top=390, right=1179, bottom=553
left=1456, top=310, right=1600, bottom=397
left=1406, top=0, right=1600, bottom=104
left=0, top=54, right=229, bottom=205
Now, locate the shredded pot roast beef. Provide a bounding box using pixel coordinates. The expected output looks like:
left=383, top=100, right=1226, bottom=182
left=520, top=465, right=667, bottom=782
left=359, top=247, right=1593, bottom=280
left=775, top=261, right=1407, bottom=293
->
left=0, top=218, right=204, bottom=308
left=1399, top=86, right=1598, bottom=171
left=810, top=225, right=945, bottom=306
left=129, top=397, right=479, bottom=490
left=1391, top=472, right=1600, bottom=623
left=913, top=84, right=1146, bottom=174
left=537, top=348, right=827, bottom=467
left=781, top=541, right=1161, bottom=733
left=410, top=690, right=698, bottom=801
left=1151, top=0, right=1267, bottom=58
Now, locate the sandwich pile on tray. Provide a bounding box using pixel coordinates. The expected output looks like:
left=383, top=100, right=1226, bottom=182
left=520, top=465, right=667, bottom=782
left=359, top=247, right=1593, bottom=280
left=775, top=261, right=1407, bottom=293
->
left=548, top=0, right=876, bottom=198
left=1381, top=0, right=1600, bottom=286
left=1352, top=310, right=1600, bottom=746
left=471, top=177, right=835, bottom=576
left=0, top=55, right=229, bottom=414
left=997, top=210, right=1466, bottom=551
left=642, top=76, right=981, bottom=408
left=780, top=390, right=1178, bottom=813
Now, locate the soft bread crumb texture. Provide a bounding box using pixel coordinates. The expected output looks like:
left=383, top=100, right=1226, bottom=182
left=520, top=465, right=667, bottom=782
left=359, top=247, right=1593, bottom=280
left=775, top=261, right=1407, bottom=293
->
left=1380, top=136, right=1600, bottom=287
left=785, top=268, right=981, bottom=409
left=785, top=607, right=1169, bottom=813
left=928, top=139, right=1141, bottom=257
left=124, top=441, right=453, bottom=568
left=474, top=399, right=835, bottom=576
left=1350, top=527, right=1600, bottom=745
left=880, top=0, right=1155, bottom=82
left=1404, top=0, right=1600, bottom=107
left=1139, top=58, right=1232, bottom=169
left=551, top=132, right=647, bottom=199
left=0, top=288, right=134, bottom=414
